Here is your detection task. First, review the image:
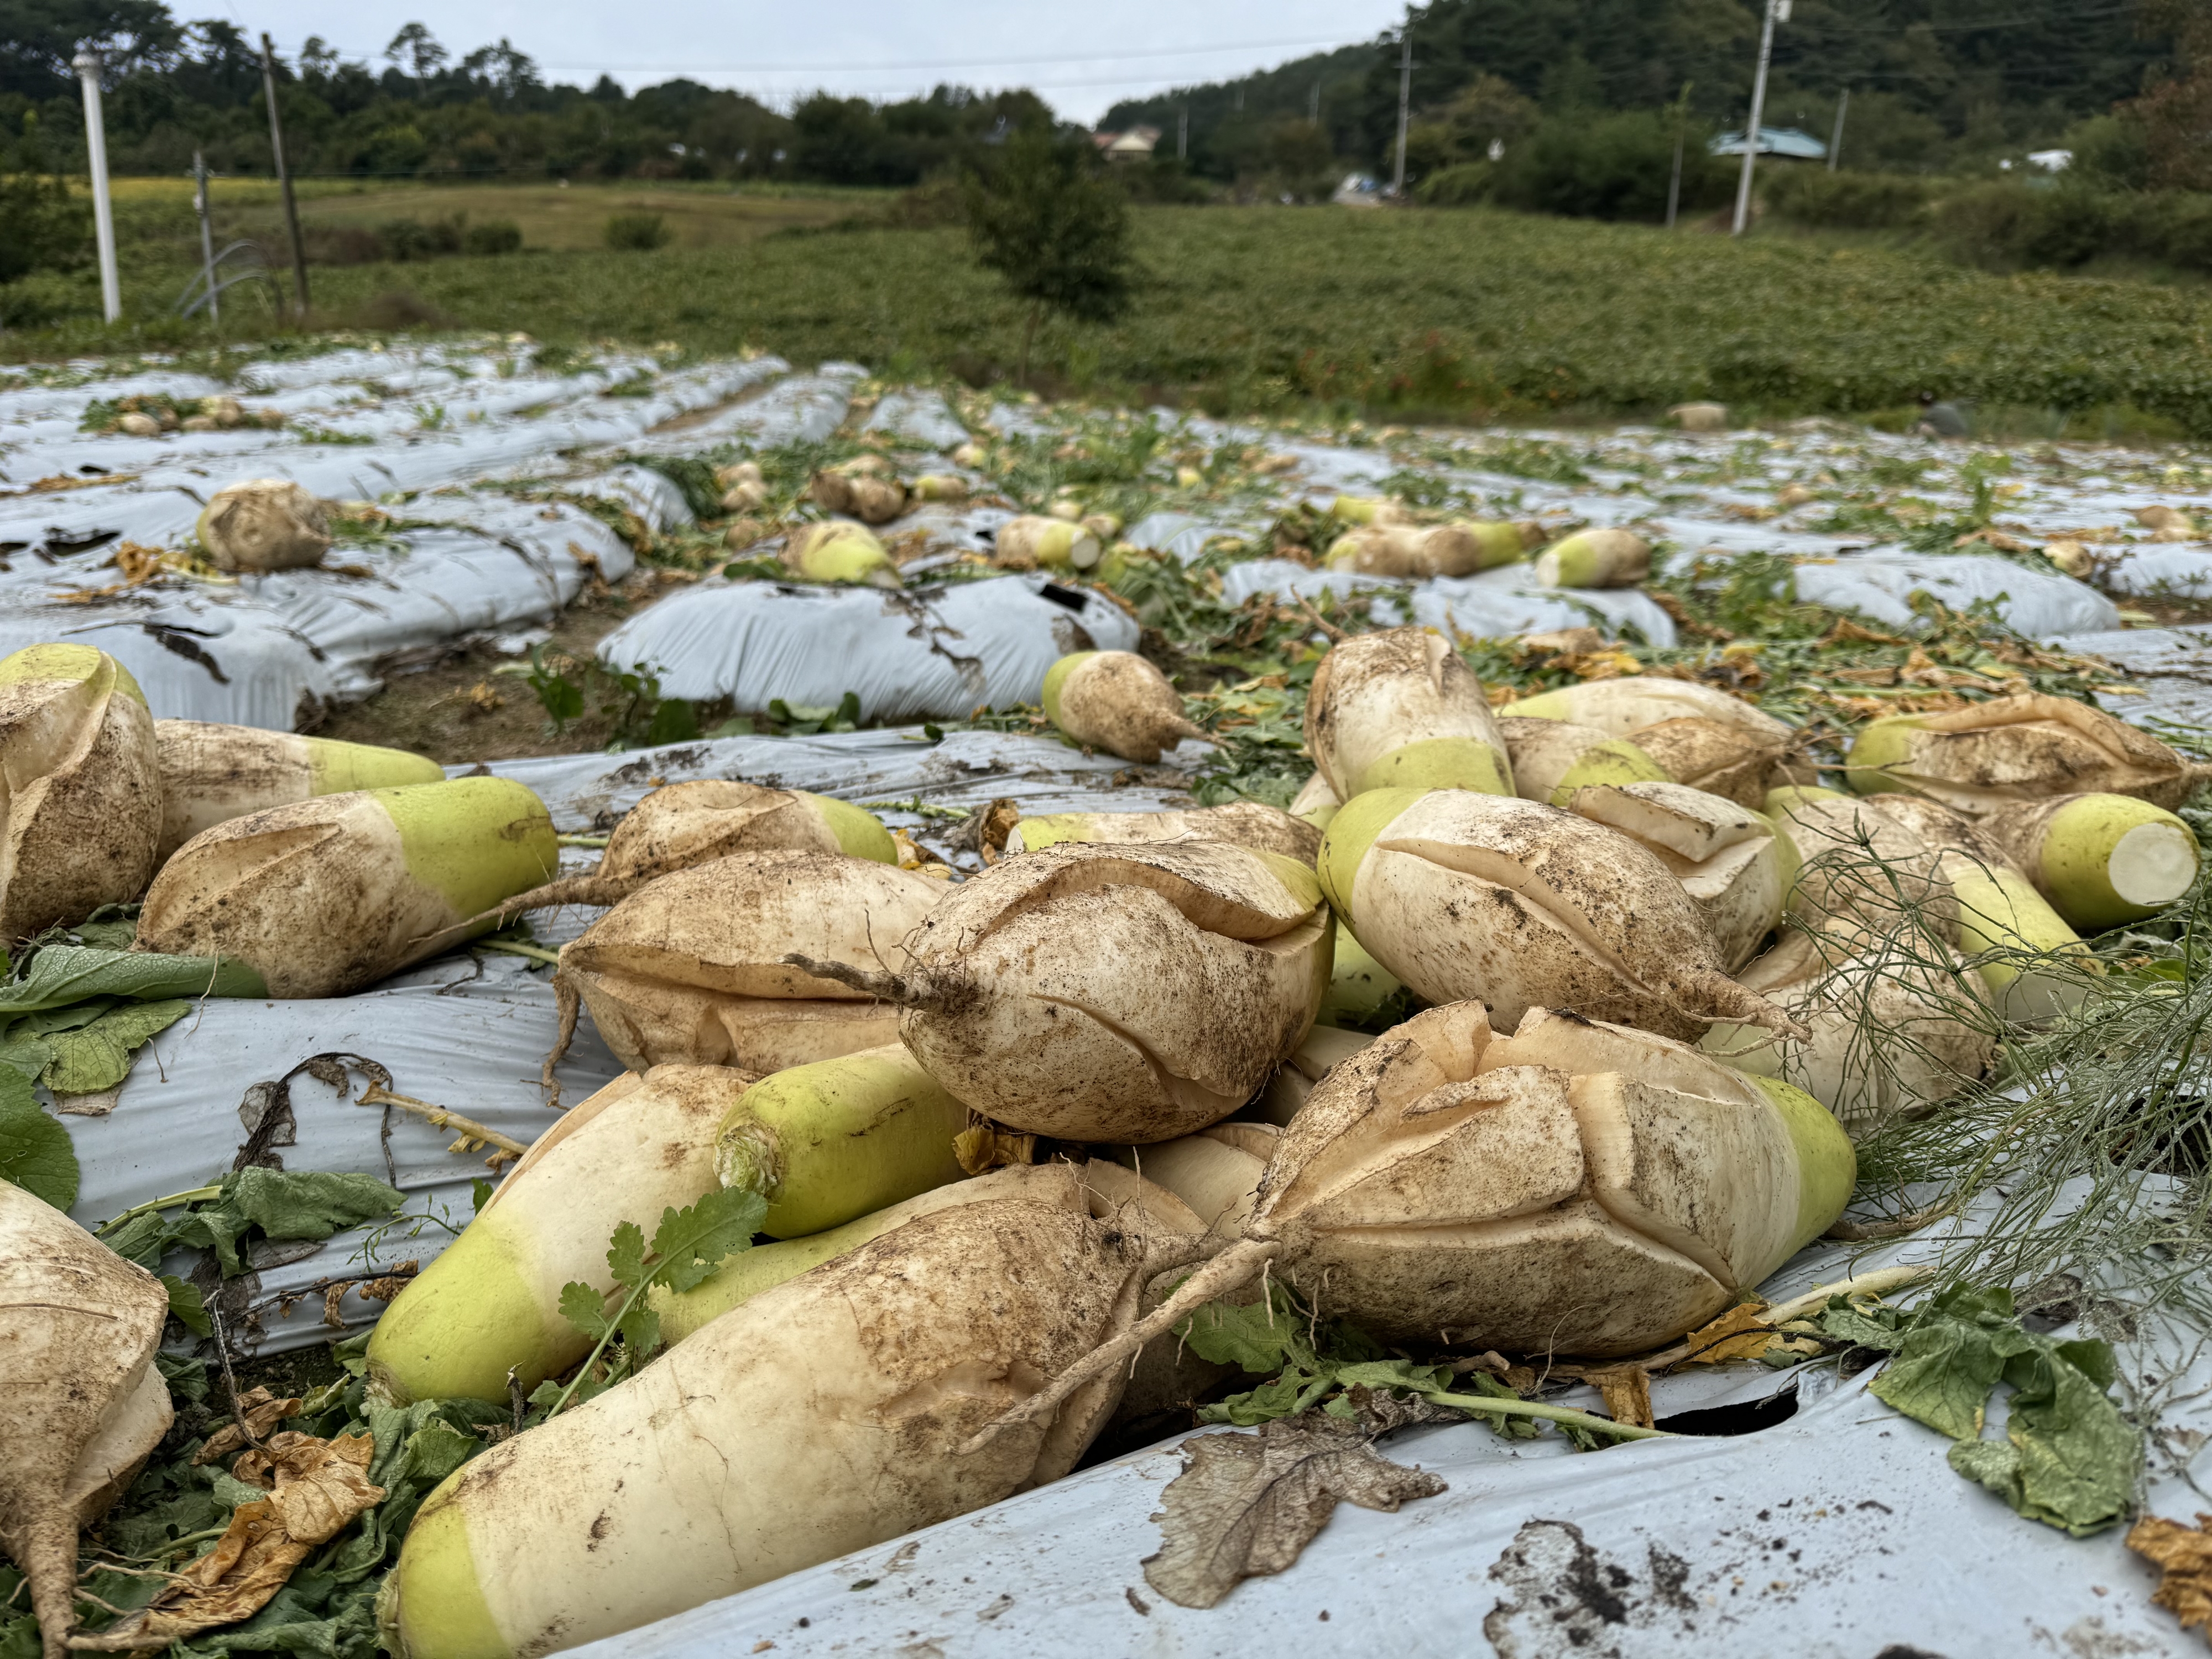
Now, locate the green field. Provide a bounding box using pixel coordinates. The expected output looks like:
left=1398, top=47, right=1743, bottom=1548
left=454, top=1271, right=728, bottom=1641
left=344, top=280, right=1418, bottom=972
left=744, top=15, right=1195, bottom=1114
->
left=11, top=196, right=2212, bottom=436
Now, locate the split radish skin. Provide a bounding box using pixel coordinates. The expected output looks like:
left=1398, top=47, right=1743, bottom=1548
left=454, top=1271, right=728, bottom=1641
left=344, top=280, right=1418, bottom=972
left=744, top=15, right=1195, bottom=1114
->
left=794, top=839, right=1332, bottom=1143
left=1255, top=1024, right=1375, bottom=1126
left=550, top=851, right=947, bottom=1078
left=1845, top=693, right=2212, bottom=814
left=1980, top=792, right=2201, bottom=931
left=784, top=521, right=897, bottom=586
left=1565, top=781, right=1791, bottom=971
left=1008, top=801, right=1321, bottom=864
left=1498, top=715, right=1670, bottom=806
left=468, top=780, right=894, bottom=921
left=1318, top=787, right=1805, bottom=1042
left=1626, top=716, right=1793, bottom=809
left=1534, top=528, right=1651, bottom=589
left=1500, top=676, right=1793, bottom=745
left=973, top=1003, right=1854, bottom=1443
left=1041, top=651, right=1206, bottom=764
left=995, top=515, right=1102, bottom=573
left=153, top=720, right=445, bottom=863
left=366, top=1067, right=744, bottom=1405
left=1, top=1182, right=174, bottom=1659
left=137, top=776, right=557, bottom=999
left=379, top=1188, right=1201, bottom=1659
left=0, top=644, right=160, bottom=943
left=1702, top=921, right=1994, bottom=1136
left=1303, top=625, right=1515, bottom=800
left=715, top=1045, right=968, bottom=1239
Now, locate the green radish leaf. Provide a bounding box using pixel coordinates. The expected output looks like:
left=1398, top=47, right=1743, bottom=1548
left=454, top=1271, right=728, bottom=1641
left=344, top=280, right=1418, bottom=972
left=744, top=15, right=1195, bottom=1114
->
left=226, top=1168, right=406, bottom=1241
left=160, top=1275, right=212, bottom=1337
left=557, top=1280, right=612, bottom=1342
left=395, top=1422, right=481, bottom=1487
left=1870, top=1284, right=2028, bottom=1440
left=606, top=1220, right=649, bottom=1292
left=615, top=1301, right=661, bottom=1363
left=0, top=1072, right=77, bottom=1211
left=1176, top=1284, right=1318, bottom=1374
left=40, top=998, right=191, bottom=1095
left=471, top=1178, right=495, bottom=1213
left=0, top=944, right=264, bottom=1013
left=651, top=1186, right=766, bottom=1295
left=168, top=1202, right=251, bottom=1277
left=0, top=1034, right=57, bottom=1082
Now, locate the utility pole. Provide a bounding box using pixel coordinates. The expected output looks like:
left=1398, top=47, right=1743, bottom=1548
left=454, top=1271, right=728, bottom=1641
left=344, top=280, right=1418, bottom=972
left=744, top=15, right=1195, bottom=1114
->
left=258, top=34, right=311, bottom=318
left=1392, top=32, right=1413, bottom=195
left=1666, top=79, right=1693, bottom=230
left=1731, top=0, right=1788, bottom=236
left=1311, top=79, right=1321, bottom=125
left=1828, top=86, right=1850, bottom=171
left=71, top=50, right=119, bottom=324
left=192, top=149, right=218, bottom=324
left=1178, top=104, right=1188, bottom=160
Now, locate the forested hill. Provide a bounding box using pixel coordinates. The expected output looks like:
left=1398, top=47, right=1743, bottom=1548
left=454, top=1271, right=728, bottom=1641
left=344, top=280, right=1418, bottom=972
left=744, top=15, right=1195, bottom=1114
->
left=1103, top=0, right=2174, bottom=176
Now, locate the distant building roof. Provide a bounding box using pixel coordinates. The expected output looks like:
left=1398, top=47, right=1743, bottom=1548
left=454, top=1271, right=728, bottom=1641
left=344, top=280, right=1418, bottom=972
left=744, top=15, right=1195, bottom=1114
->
left=1095, top=126, right=1161, bottom=159
left=1709, top=126, right=1829, bottom=160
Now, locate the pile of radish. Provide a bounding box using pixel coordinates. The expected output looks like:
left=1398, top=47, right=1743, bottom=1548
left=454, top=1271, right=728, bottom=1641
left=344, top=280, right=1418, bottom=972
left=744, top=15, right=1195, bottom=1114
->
left=1, top=619, right=2201, bottom=1658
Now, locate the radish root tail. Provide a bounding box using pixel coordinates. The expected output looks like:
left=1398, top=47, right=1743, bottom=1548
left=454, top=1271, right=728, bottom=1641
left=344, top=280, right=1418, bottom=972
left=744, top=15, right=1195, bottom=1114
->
left=541, top=977, right=581, bottom=1106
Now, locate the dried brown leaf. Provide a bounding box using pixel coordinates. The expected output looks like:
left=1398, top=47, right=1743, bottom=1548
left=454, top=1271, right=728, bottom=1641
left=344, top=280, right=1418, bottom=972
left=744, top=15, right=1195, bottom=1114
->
left=73, top=1433, right=383, bottom=1650
left=1675, top=1303, right=1781, bottom=1366
left=190, top=1390, right=301, bottom=1465
left=1583, top=1366, right=1656, bottom=1430
left=2128, top=1512, right=2212, bottom=1637
left=1141, top=1415, right=1446, bottom=1609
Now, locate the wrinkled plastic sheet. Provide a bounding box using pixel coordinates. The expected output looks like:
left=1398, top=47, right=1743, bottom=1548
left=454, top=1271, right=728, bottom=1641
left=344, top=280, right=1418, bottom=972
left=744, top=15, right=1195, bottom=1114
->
left=1219, top=559, right=1682, bottom=649
left=1790, top=552, right=2121, bottom=639
left=595, top=573, right=1142, bottom=719
left=0, top=348, right=799, bottom=724
left=2056, top=626, right=2212, bottom=729
left=579, top=1204, right=2208, bottom=1659
left=863, top=388, right=969, bottom=451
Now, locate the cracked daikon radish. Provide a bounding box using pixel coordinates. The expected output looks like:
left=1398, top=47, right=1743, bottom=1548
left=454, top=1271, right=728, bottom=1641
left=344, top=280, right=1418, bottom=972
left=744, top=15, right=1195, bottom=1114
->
left=0, top=644, right=160, bottom=942
left=1318, top=787, right=1803, bottom=1042
left=153, top=721, right=444, bottom=863
left=551, top=851, right=947, bottom=1076
left=1041, top=651, right=1206, bottom=763
left=1254, top=1024, right=1375, bottom=1125
left=2, top=1182, right=174, bottom=1659
left=137, top=776, right=556, bottom=998
left=1498, top=715, right=1670, bottom=806
left=196, top=478, right=330, bottom=571
left=792, top=840, right=1331, bottom=1143
left=1304, top=625, right=1514, bottom=800
left=1625, top=715, right=1793, bottom=809
left=1564, top=781, right=1791, bottom=970
left=1007, top=801, right=1319, bottom=863
left=1846, top=693, right=2211, bottom=814
left=1499, top=676, right=1793, bottom=745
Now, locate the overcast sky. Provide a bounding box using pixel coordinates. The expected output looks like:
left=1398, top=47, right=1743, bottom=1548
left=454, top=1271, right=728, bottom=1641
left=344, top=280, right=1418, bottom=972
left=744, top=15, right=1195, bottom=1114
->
left=242, top=1, right=1410, bottom=125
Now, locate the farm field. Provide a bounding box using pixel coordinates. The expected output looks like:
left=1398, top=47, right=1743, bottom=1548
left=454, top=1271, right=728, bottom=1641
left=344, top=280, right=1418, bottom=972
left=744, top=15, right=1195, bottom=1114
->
left=9, top=201, right=2212, bottom=440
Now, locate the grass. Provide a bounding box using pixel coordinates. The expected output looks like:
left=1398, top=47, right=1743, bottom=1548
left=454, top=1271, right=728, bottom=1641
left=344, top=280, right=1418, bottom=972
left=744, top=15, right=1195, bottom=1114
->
left=11, top=202, right=2212, bottom=436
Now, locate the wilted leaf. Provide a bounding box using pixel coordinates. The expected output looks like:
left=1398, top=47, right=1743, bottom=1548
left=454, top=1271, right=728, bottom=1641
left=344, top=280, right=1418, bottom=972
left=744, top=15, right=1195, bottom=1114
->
left=2128, top=1512, right=2212, bottom=1636
left=1583, top=1365, right=1656, bottom=1430
left=40, top=997, right=190, bottom=1094
left=1142, top=1415, right=1447, bottom=1609
left=73, top=1432, right=384, bottom=1650
left=1870, top=1285, right=2026, bottom=1439
left=1176, top=1285, right=1314, bottom=1375
left=1678, top=1302, right=1783, bottom=1366
left=163, top=1275, right=212, bottom=1337
left=0, top=1073, right=76, bottom=1210
left=227, top=1168, right=405, bottom=1241
left=0, top=945, right=262, bottom=1013
left=193, top=1389, right=304, bottom=1464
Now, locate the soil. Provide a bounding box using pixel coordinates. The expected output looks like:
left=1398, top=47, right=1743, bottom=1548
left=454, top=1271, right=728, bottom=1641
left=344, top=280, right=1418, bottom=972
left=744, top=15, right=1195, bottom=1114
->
left=307, top=571, right=689, bottom=765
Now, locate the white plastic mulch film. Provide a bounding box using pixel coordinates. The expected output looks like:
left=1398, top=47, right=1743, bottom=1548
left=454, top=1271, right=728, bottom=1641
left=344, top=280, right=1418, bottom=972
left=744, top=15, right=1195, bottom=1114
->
left=15, top=343, right=2212, bottom=1656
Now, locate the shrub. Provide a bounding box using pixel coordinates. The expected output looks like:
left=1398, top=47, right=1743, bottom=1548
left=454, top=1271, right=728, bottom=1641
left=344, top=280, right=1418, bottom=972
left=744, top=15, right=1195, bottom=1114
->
left=378, top=215, right=465, bottom=261
left=305, top=225, right=387, bottom=265
left=0, top=115, right=89, bottom=284
left=1492, top=112, right=1731, bottom=223
left=604, top=213, right=672, bottom=251
left=1416, top=161, right=1496, bottom=207
left=463, top=218, right=524, bottom=255
left=1930, top=182, right=2212, bottom=275
left=1764, top=169, right=1934, bottom=230
left=965, top=129, right=1132, bottom=380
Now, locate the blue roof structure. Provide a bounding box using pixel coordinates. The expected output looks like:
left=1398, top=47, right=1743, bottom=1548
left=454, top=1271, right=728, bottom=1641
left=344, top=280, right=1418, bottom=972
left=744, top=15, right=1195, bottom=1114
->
left=1709, top=126, right=1830, bottom=160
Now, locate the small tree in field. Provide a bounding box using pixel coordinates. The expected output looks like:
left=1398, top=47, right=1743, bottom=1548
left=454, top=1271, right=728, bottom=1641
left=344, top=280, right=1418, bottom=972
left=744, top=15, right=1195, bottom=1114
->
left=966, top=129, right=1132, bottom=384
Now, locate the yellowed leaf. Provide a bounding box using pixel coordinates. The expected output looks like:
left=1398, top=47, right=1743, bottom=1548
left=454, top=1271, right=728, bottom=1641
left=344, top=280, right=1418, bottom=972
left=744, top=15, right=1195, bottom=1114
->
left=1583, top=1365, right=1655, bottom=1429
left=1677, top=1302, right=1781, bottom=1366
left=2128, top=1512, right=2212, bottom=1637
left=74, top=1433, right=383, bottom=1650
left=189, top=1389, right=302, bottom=1465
